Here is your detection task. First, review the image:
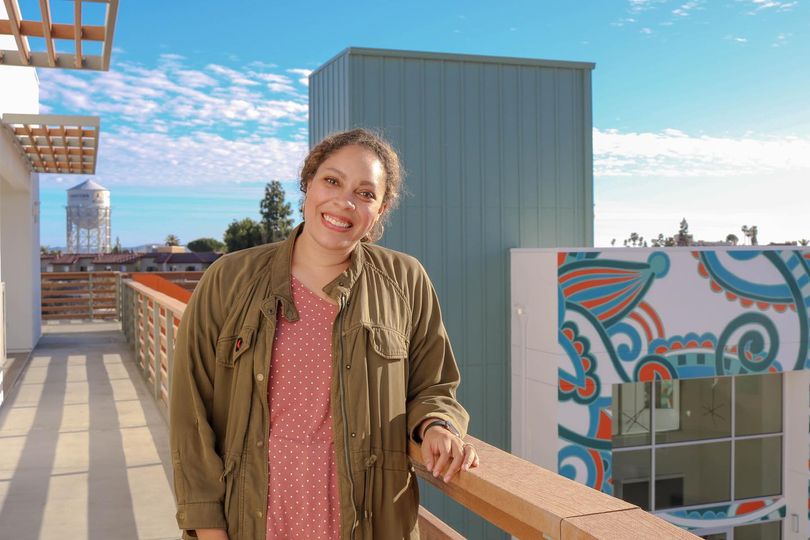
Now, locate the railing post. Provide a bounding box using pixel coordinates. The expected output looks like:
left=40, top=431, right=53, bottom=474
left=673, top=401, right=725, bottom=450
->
left=124, top=284, right=131, bottom=343
left=141, top=294, right=149, bottom=375
left=88, top=272, right=94, bottom=320
left=166, top=308, right=174, bottom=414
left=116, top=272, right=122, bottom=321
left=152, top=301, right=161, bottom=400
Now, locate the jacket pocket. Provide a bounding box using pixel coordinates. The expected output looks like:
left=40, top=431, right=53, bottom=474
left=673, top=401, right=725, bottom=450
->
left=368, top=326, right=409, bottom=359
left=364, top=327, right=409, bottom=449
left=215, top=327, right=255, bottom=367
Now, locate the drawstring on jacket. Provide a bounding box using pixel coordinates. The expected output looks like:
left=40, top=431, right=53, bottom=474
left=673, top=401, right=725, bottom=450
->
left=363, top=454, right=378, bottom=523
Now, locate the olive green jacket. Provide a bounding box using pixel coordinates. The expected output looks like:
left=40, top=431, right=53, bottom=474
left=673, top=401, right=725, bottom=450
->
left=170, top=225, right=469, bottom=539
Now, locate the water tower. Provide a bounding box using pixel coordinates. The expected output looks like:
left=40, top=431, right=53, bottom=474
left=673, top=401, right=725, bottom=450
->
left=66, top=179, right=111, bottom=253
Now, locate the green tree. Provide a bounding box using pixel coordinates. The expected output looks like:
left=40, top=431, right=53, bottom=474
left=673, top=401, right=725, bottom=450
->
left=741, top=225, right=759, bottom=246
left=259, top=180, right=294, bottom=243
left=651, top=233, right=675, bottom=247
left=187, top=237, right=225, bottom=252
left=223, top=218, right=264, bottom=252
left=165, top=234, right=181, bottom=246
left=676, top=218, right=690, bottom=246
left=726, top=234, right=739, bottom=246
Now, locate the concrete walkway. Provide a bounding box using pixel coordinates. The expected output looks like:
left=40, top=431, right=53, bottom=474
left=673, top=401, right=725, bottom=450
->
left=0, top=321, right=179, bottom=540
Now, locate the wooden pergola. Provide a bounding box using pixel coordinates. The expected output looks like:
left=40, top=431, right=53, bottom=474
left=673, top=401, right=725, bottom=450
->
left=0, top=0, right=119, bottom=70
left=1, top=113, right=100, bottom=175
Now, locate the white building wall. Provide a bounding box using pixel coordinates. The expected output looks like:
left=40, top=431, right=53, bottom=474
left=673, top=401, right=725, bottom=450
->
left=512, top=246, right=810, bottom=534
left=784, top=370, right=809, bottom=539
left=510, top=249, right=561, bottom=471
left=0, top=1, right=41, bottom=354
left=1, top=174, right=41, bottom=351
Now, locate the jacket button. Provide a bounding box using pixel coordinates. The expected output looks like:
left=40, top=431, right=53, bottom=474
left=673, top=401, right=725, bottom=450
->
left=350, top=432, right=356, bottom=438
left=345, top=364, right=350, bottom=370
left=257, top=440, right=264, bottom=448
left=256, top=373, right=264, bottom=382
left=178, top=512, right=185, bottom=520
left=256, top=510, right=263, bottom=519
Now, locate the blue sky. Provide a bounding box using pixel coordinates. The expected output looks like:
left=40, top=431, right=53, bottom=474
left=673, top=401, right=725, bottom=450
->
left=27, top=0, right=810, bottom=247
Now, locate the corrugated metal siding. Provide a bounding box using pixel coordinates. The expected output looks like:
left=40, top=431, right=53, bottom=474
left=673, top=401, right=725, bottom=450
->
left=310, top=48, right=594, bottom=539
left=309, top=52, right=349, bottom=145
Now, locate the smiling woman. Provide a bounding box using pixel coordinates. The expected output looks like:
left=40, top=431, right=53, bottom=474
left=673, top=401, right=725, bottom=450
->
left=169, top=128, right=478, bottom=540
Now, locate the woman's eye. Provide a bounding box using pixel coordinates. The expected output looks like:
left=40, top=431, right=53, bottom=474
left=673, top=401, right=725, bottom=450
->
left=324, top=177, right=338, bottom=185
left=359, top=191, right=376, bottom=200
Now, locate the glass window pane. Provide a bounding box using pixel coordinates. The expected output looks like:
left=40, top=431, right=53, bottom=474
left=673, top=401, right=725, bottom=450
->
left=735, top=437, right=782, bottom=499
left=655, top=378, right=731, bottom=444
left=734, top=520, right=782, bottom=540
left=655, top=442, right=730, bottom=509
left=612, top=449, right=651, bottom=510
left=612, top=382, right=651, bottom=448
left=736, top=373, right=782, bottom=436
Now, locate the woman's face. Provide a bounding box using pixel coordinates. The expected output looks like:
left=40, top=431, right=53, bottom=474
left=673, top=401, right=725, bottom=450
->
left=302, top=144, right=387, bottom=254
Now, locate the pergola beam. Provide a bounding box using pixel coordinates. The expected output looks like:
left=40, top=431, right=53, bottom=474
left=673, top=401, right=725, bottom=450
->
left=1, top=0, right=30, bottom=65
left=38, top=0, right=56, bottom=67
left=0, top=0, right=118, bottom=71
left=100, top=0, right=117, bottom=70
left=0, top=20, right=105, bottom=41
left=1, top=114, right=101, bottom=175
left=74, top=1, right=82, bottom=68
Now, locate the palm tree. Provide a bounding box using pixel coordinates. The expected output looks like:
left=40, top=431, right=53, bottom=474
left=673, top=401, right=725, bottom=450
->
left=165, top=234, right=181, bottom=247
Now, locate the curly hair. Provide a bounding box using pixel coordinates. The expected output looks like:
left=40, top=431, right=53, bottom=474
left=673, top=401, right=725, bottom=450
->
left=300, top=128, right=403, bottom=242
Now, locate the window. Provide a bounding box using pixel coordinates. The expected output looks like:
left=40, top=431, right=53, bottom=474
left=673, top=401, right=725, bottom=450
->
left=612, top=373, right=782, bottom=515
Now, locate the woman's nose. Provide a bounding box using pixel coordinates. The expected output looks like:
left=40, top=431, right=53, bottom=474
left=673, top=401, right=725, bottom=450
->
left=343, top=198, right=356, bottom=210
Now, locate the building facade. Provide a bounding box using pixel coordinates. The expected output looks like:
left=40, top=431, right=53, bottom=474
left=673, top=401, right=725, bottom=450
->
left=511, top=247, right=809, bottom=539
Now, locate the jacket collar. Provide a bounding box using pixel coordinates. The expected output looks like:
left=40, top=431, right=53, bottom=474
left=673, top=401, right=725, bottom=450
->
left=260, top=222, right=365, bottom=322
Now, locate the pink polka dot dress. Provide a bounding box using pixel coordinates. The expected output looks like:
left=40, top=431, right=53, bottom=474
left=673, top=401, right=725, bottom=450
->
left=266, top=276, right=340, bottom=540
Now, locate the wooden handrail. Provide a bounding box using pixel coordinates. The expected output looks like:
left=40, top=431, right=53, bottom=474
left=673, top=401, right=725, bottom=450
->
left=119, top=279, right=699, bottom=540
left=407, top=437, right=697, bottom=539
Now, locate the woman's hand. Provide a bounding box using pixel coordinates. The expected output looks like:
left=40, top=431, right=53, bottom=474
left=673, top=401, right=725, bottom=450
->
left=195, top=529, right=229, bottom=540
left=419, top=421, right=480, bottom=483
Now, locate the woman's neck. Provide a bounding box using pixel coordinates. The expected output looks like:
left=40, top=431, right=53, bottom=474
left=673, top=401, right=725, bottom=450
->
left=290, top=230, right=353, bottom=300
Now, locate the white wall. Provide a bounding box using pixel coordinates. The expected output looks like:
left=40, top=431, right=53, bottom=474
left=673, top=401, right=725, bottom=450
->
left=0, top=4, right=39, bottom=118
left=1, top=174, right=41, bottom=351
left=783, top=370, right=809, bottom=539
left=510, top=249, right=561, bottom=471
left=0, top=1, right=41, bottom=354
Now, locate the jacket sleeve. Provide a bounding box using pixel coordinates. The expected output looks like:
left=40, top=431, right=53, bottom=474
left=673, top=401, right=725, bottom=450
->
left=405, top=263, right=470, bottom=442
left=169, top=263, right=228, bottom=533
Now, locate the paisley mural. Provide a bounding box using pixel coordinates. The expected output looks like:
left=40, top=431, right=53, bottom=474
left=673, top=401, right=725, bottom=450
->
left=555, top=249, right=810, bottom=530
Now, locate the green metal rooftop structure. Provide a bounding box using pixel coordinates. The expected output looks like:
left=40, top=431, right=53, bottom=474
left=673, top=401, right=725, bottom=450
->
left=310, top=47, right=596, bottom=538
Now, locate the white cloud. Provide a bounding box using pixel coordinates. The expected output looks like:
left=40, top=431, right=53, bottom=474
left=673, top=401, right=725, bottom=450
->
left=37, top=55, right=311, bottom=188
left=771, top=32, right=790, bottom=46
left=287, top=68, right=312, bottom=87
left=206, top=64, right=261, bottom=86
left=87, top=129, right=308, bottom=186
left=628, top=0, right=664, bottom=13
left=745, top=0, right=798, bottom=12
left=594, top=127, right=810, bottom=245
left=594, top=128, right=810, bottom=177
left=38, top=57, right=308, bottom=130
left=611, top=17, right=637, bottom=26
left=641, top=27, right=653, bottom=34
left=672, top=0, right=703, bottom=16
